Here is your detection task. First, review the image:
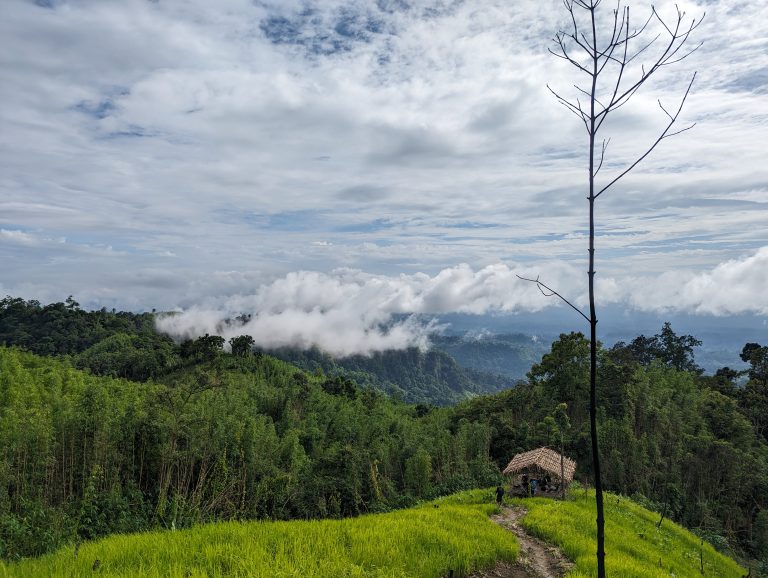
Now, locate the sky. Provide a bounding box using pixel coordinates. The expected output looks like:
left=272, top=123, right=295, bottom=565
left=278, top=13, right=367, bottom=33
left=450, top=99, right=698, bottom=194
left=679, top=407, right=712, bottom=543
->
left=1, top=0, right=766, bottom=354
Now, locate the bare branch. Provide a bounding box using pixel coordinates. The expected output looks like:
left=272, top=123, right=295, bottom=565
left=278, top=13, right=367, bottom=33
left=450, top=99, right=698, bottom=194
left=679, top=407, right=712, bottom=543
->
left=595, top=137, right=611, bottom=175
left=596, top=7, right=652, bottom=80
left=548, top=41, right=593, bottom=75
left=663, top=122, right=696, bottom=138
left=659, top=40, right=703, bottom=66
left=580, top=31, right=593, bottom=49
left=548, top=85, right=590, bottom=127
left=652, top=4, right=675, bottom=36
left=595, top=7, right=631, bottom=129
left=658, top=99, right=673, bottom=121
left=624, top=34, right=660, bottom=65
left=653, top=10, right=705, bottom=66
left=596, top=8, right=704, bottom=123
left=595, top=72, right=696, bottom=198
left=516, top=274, right=591, bottom=323
left=575, top=84, right=607, bottom=112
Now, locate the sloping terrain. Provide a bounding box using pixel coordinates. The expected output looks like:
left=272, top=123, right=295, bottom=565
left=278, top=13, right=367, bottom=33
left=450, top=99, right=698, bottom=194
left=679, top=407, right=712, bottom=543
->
left=431, top=334, right=549, bottom=381
left=1, top=491, right=518, bottom=577
left=520, top=491, right=746, bottom=577
left=271, top=345, right=513, bottom=405
left=1, top=489, right=747, bottom=577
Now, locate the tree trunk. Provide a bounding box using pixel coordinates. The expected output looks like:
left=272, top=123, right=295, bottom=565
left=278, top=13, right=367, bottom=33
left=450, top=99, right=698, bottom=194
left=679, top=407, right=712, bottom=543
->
left=588, top=8, right=605, bottom=574
left=560, top=432, right=565, bottom=500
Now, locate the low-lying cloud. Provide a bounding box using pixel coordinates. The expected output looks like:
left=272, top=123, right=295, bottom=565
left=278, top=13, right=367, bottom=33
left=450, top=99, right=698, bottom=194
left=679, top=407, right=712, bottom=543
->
left=156, top=248, right=768, bottom=356
left=625, top=246, right=768, bottom=316
left=155, top=262, right=573, bottom=356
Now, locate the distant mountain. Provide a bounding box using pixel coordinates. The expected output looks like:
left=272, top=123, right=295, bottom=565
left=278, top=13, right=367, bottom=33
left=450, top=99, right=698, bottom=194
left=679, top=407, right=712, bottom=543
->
left=267, top=331, right=550, bottom=406
left=433, top=309, right=765, bottom=374
left=267, top=345, right=515, bottom=406
left=430, top=333, right=550, bottom=380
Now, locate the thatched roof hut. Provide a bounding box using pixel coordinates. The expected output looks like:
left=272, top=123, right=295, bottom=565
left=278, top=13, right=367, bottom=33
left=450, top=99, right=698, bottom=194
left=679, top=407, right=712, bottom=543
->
left=502, top=447, right=576, bottom=484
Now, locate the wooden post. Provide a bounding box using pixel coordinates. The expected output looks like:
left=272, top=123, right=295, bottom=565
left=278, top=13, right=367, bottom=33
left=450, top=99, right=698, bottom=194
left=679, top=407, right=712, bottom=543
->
left=560, top=438, right=565, bottom=500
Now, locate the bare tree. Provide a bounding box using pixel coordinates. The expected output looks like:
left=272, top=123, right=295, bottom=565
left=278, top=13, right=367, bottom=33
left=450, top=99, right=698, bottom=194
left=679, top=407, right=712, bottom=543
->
left=518, top=2, right=703, bottom=576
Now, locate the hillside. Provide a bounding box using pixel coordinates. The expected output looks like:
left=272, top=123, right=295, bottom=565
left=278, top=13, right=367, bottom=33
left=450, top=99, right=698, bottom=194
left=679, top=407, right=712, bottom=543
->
left=0, top=297, right=514, bottom=406
left=0, top=347, right=503, bottom=560
left=521, top=489, right=746, bottom=577
left=270, top=345, right=513, bottom=405
left=1, top=490, right=515, bottom=577
left=431, top=333, right=550, bottom=380
left=1, top=489, right=746, bottom=577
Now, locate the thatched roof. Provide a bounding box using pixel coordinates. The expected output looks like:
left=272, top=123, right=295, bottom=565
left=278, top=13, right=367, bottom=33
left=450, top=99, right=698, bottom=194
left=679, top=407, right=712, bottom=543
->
left=502, top=447, right=576, bottom=483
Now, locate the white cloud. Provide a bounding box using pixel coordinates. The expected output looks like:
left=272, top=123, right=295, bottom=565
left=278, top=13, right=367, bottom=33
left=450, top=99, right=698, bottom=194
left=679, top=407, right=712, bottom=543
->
left=0, top=229, right=49, bottom=246
left=622, top=246, right=768, bottom=316
left=156, top=247, right=768, bottom=355
left=155, top=262, right=577, bottom=355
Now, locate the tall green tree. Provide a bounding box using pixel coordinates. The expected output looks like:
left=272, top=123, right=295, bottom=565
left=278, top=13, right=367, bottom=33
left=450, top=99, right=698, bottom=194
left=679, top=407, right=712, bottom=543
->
left=741, top=343, right=768, bottom=385
left=738, top=343, right=768, bottom=442
left=229, top=335, right=255, bottom=357
left=613, top=322, right=702, bottom=373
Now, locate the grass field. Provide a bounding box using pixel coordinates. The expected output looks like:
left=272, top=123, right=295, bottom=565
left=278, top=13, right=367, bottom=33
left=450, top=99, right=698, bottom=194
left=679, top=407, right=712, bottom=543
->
left=0, top=490, right=518, bottom=577
left=519, top=488, right=747, bottom=578
left=2, top=488, right=749, bottom=577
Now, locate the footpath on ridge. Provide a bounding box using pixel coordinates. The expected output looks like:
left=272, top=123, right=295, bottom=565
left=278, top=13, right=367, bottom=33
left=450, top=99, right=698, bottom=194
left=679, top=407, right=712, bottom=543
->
left=469, top=505, right=574, bottom=578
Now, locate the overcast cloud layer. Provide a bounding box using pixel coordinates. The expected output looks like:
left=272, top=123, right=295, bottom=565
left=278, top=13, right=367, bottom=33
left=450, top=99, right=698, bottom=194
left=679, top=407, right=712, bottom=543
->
left=1, top=0, right=766, bottom=350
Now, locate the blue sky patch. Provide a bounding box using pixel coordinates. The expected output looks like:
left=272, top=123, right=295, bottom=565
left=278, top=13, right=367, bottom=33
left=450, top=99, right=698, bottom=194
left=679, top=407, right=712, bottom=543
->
left=75, top=99, right=117, bottom=120
left=335, top=218, right=397, bottom=233
left=105, top=125, right=155, bottom=139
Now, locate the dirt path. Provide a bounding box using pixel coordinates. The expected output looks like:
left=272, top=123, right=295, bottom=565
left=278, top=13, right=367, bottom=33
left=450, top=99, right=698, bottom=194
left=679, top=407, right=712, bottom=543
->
left=468, top=506, right=574, bottom=578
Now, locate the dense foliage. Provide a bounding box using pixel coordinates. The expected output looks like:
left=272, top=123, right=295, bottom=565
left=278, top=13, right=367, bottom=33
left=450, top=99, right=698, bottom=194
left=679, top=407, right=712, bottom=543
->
left=0, top=348, right=501, bottom=560
left=2, top=490, right=519, bottom=577
left=455, top=329, right=768, bottom=567
left=0, top=297, right=155, bottom=356
left=0, top=297, right=179, bottom=382
left=272, top=346, right=512, bottom=405
left=431, top=333, right=550, bottom=380
left=0, top=297, right=511, bottom=406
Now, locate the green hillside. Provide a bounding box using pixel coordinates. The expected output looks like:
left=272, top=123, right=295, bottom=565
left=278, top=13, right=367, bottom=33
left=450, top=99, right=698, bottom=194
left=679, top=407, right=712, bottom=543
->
left=522, top=489, right=746, bottom=577
left=0, top=297, right=511, bottom=406
left=0, top=347, right=502, bottom=560
left=271, top=345, right=513, bottom=405
left=1, top=489, right=747, bottom=577
left=1, top=490, right=516, bottom=578
left=431, top=333, right=550, bottom=380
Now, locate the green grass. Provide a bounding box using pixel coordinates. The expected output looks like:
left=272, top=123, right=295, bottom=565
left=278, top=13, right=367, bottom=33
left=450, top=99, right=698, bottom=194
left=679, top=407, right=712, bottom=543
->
left=0, top=490, right=518, bottom=577
left=2, top=487, right=748, bottom=577
left=518, top=489, right=747, bottom=578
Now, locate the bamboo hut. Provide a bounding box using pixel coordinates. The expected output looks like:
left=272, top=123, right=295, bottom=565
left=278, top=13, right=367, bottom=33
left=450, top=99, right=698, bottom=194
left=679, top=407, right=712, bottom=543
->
left=502, top=447, right=576, bottom=497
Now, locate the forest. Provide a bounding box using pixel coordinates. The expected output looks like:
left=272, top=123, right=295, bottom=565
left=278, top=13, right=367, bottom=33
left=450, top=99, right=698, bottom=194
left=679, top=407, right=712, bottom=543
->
left=0, top=296, right=767, bottom=571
